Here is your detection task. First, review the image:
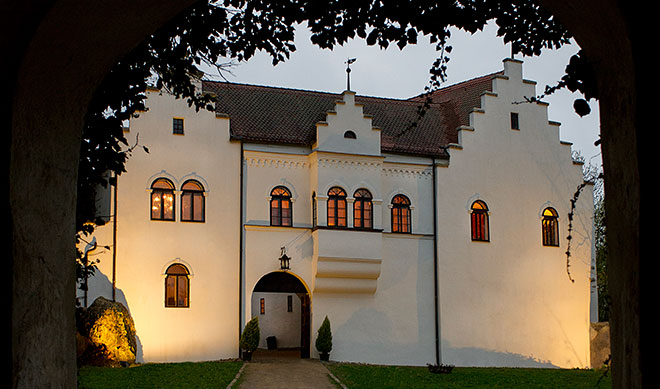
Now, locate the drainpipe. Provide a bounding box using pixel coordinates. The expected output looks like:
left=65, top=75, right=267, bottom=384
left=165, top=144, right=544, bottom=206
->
left=238, top=141, right=245, bottom=357
left=112, top=172, right=118, bottom=302
left=432, top=157, right=440, bottom=365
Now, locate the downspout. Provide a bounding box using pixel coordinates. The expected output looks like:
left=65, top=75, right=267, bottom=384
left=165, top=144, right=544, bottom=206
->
left=112, top=171, right=118, bottom=302
left=432, top=157, right=440, bottom=365
left=238, top=141, right=244, bottom=357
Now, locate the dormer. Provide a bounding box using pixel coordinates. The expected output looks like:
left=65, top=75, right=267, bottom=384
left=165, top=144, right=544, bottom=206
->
left=313, top=91, right=381, bottom=156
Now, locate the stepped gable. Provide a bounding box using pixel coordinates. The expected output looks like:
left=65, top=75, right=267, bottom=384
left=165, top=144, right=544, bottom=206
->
left=203, top=74, right=499, bottom=157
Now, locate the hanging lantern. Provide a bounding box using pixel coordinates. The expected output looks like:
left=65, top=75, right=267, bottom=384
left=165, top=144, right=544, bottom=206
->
left=279, top=247, right=290, bottom=270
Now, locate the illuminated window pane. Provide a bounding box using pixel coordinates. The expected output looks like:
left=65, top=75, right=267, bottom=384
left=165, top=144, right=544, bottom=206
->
left=353, top=189, right=373, bottom=229
left=165, top=264, right=189, bottom=308
left=327, top=187, right=347, bottom=227
left=151, top=178, right=175, bottom=221
left=391, top=195, right=411, bottom=233
left=181, top=180, right=205, bottom=222
left=270, top=186, right=292, bottom=226
left=542, top=207, right=559, bottom=246
left=470, top=201, right=489, bottom=241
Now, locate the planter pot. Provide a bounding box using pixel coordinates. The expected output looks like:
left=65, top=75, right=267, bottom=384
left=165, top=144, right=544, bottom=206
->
left=242, top=350, right=253, bottom=361
left=319, top=352, right=329, bottom=361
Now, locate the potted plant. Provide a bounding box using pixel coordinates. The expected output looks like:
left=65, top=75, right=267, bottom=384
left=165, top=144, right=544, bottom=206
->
left=315, top=316, right=332, bottom=361
left=239, top=317, right=260, bottom=361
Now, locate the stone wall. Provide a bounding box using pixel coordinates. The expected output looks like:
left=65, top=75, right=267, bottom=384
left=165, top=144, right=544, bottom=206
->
left=590, top=322, right=610, bottom=369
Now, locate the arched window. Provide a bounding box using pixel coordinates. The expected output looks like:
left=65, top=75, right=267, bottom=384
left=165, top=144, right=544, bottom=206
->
left=327, top=187, right=347, bottom=227
left=151, top=178, right=175, bottom=221
left=165, top=264, right=189, bottom=308
left=391, top=194, right=411, bottom=233
left=270, top=186, right=292, bottom=226
left=181, top=180, right=205, bottom=222
left=470, top=200, right=490, bottom=241
left=542, top=207, right=560, bottom=246
left=344, top=130, right=357, bottom=139
left=353, top=189, right=373, bottom=229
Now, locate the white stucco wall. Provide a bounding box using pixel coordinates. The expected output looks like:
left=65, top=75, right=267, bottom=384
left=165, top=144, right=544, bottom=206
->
left=434, top=59, right=593, bottom=368
left=86, top=88, right=242, bottom=363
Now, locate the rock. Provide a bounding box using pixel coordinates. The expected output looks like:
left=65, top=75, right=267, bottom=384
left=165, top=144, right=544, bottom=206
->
left=77, top=297, right=137, bottom=367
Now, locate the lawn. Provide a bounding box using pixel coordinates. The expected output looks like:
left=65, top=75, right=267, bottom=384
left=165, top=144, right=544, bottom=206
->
left=326, top=363, right=612, bottom=389
left=77, top=360, right=243, bottom=389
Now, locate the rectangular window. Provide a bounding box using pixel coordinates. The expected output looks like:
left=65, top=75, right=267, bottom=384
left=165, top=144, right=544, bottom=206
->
left=510, top=112, right=519, bottom=130
left=260, top=298, right=265, bottom=314
left=173, top=117, right=184, bottom=134
left=287, top=295, right=293, bottom=312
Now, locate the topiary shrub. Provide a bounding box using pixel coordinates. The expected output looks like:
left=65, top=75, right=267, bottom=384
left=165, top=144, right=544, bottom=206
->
left=315, top=316, right=332, bottom=361
left=239, top=317, right=260, bottom=360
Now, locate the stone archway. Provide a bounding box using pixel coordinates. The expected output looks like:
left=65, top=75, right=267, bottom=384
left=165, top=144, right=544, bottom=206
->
left=251, top=272, right=311, bottom=359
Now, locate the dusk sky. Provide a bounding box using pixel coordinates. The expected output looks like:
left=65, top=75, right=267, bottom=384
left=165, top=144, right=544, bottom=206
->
left=204, top=22, right=601, bottom=167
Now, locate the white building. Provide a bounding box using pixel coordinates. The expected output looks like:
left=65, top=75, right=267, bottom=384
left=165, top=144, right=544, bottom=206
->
left=83, top=58, right=595, bottom=368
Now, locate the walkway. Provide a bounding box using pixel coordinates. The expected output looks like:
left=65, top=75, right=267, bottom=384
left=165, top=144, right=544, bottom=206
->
left=229, top=349, right=346, bottom=389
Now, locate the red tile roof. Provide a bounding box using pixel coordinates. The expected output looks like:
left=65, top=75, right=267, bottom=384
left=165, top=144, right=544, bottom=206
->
left=202, top=72, right=499, bottom=158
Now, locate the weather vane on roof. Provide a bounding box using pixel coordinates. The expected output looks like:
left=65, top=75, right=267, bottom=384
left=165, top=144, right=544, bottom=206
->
left=345, top=58, right=356, bottom=91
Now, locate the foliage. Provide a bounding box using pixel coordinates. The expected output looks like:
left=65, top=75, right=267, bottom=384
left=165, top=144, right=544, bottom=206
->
left=77, top=360, right=243, bottom=388
left=239, top=317, right=260, bottom=352
left=326, top=363, right=612, bottom=389
left=594, top=197, right=609, bottom=321
left=76, top=0, right=593, bottom=288
left=315, top=316, right=333, bottom=354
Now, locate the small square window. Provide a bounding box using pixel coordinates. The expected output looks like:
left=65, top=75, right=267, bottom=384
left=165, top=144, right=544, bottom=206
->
left=510, top=112, right=520, bottom=130
left=173, top=118, right=184, bottom=135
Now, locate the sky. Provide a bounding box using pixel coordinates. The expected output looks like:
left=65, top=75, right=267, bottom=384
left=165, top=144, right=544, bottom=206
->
left=203, top=22, right=601, bottom=167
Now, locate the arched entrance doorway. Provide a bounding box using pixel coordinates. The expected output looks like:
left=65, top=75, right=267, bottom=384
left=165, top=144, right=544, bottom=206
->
left=251, top=271, right=311, bottom=358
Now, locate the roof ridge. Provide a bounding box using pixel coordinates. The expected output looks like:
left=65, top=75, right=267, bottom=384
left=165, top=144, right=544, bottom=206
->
left=406, top=70, right=502, bottom=100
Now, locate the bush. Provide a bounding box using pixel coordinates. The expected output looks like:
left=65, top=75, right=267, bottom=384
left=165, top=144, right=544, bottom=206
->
left=239, top=317, right=260, bottom=352
left=315, top=316, right=332, bottom=354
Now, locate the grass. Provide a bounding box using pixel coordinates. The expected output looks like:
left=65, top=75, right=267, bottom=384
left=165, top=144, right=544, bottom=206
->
left=325, top=363, right=612, bottom=389
left=77, top=360, right=243, bottom=389
left=78, top=359, right=612, bottom=389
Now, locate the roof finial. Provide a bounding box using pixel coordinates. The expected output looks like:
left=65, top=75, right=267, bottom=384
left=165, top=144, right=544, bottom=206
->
left=345, top=58, right=356, bottom=91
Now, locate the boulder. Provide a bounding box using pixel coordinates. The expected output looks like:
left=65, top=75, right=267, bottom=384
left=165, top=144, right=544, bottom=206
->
left=77, top=297, right=137, bottom=367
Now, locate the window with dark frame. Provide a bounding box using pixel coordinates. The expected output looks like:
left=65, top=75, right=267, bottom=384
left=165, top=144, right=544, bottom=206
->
left=344, top=130, right=357, bottom=139
left=391, top=194, right=411, bottom=233
left=510, top=112, right=520, bottom=130
left=165, top=264, right=190, bottom=308
left=260, top=298, right=265, bottom=314
left=151, top=178, right=175, bottom=221
left=287, top=295, right=293, bottom=312
left=173, top=117, right=184, bottom=134
left=470, top=200, right=490, bottom=241
left=181, top=180, right=205, bottom=222
left=312, top=192, right=317, bottom=228
left=327, top=187, right=347, bottom=227
left=270, top=186, right=292, bottom=226
left=353, top=189, right=373, bottom=229
left=541, top=207, right=560, bottom=246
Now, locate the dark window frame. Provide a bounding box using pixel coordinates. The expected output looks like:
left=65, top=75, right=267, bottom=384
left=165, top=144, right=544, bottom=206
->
left=510, top=112, right=520, bottom=130
left=353, top=189, right=373, bottom=229
left=327, top=187, right=347, bottom=228
left=150, top=178, right=176, bottom=221
left=391, top=194, right=412, bottom=233
left=470, top=200, right=490, bottom=242
left=173, top=117, right=184, bottom=135
left=165, top=264, right=190, bottom=308
left=541, top=207, right=560, bottom=247
left=181, top=180, right=205, bottom=223
left=270, top=186, right=292, bottom=226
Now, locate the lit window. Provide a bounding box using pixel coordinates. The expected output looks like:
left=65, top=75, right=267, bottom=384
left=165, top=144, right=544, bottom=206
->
left=327, top=187, right=347, bottom=227
left=165, top=264, right=189, bottom=308
left=391, top=195, right=411, bottom=233
left=151, top=178, right=175, bottom=221
left=260, top=298, right=265, bottom=314
left=542, top=207, right=560, bottom=246
left=173, top=118, right=184, bottom=135
left=181, top=180, right=205, bottom=222
left=353, top=189, right=373, bottom=229
left=270, top=186, right=292, bottom=226
left=470, top=200, right=490, bottom=241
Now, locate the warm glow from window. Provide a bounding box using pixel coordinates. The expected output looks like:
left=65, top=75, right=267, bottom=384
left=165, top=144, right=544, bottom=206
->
left=327, top=187, right=347, bottom=227
left=391, top=194, right=411, bottom=233
left=470, top=200, right=489, bottom=241
left=270, top=186, right=292, bottom=226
